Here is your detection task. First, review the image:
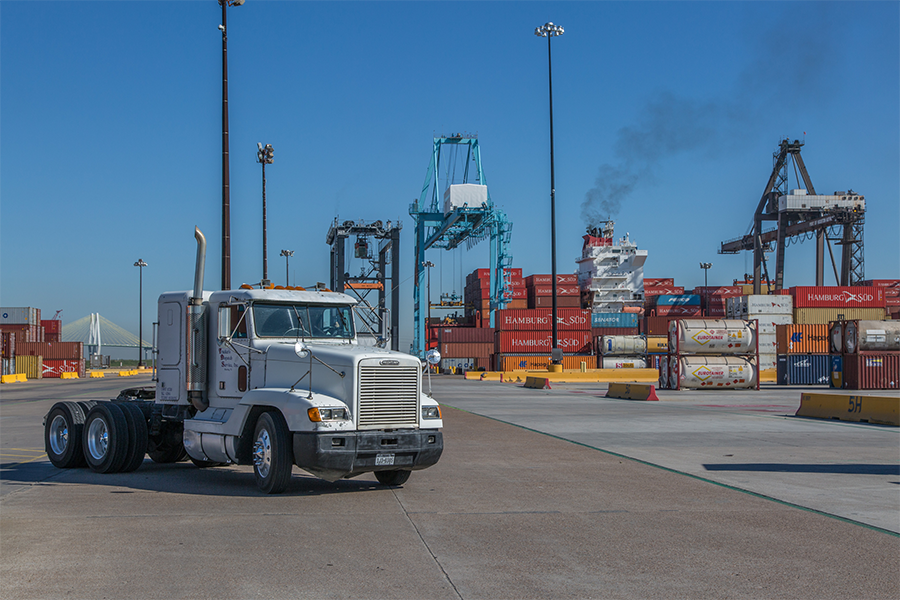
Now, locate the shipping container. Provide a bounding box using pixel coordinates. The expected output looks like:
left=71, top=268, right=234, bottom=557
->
left=652, top=305, right=702, bottom=317
left=0, top=307, right=38, bottom=325
left=526, top=285, right=580, bottom=297
left=592, top=327, right=640, bottom=337
left=776, top=324, right=829, bottom=354
left=643, top=286, right=685, bottom=297
left=439, top=358, right=477, bottom=373
left=15, top=341, right=83, bottom=360
left=14, top=355, right=42, bottom=379
left=646, top=336, right=668, bottom=353
left=755, top=314, right=794, bottom=334
left=830, top=355, right=843, bottom=388
left=729, top=295, right=794, bottom=318
left=861, top=280, right=900, bottom=288
left=793, top=307, right=886, bottom=324
left=495, top=330, right=592, bottom=354
left=840, top=352, right=900, bottom=390
left=438, top=327, right=495, bottom=343
left=669, top=320, right=757, bottom=355
left=829, top=321, right=845, bottom=354
left=467, top=286, right=527, bottom=300
left=496, top=354, right=595, bottom=372
left=692, top=286, right=742, bottom=298
left=529, top=296, right=581, bottom=309
left=643, top=278, right=675, bottom=287
left=494, top=309, right=591, bottom=331
left=646, top=353, right=665, bottom=370
left=758, top=332, right=777, bottom=354
left=1, top=357, right=13, bottom=376
left=1, top=331, right=15, bottom=358
left=598, top=335, right=647, bottom=356
left=525, top=274, right=578, bottom=286
left=790, top=286, right=885, bottom=309
left=41, top=359, right=86, bottom=378
left=505, top=299, right=528, bottom=310
left=440, top=342, right=493, bottom=358
left=41, top=320, right=61, bottom=335
left=591, top=313, right=639, bottom=329
left=648, top=294, right=700, bottom=306
left=775, top=354, right=829, bottom=385
left=600, top=356, right=647, bottom=369
left=759, top=352, right=777, bottom=372
left=642, top=316, right=679, bottom=336
left=737, top=284, right=775, bottom=295
left=670, top=356, right=758, bottom=390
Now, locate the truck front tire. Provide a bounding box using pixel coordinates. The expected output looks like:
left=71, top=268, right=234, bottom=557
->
left=375, top=470, right=411, bottom=486
left=253, top=412, right=293, bottom=494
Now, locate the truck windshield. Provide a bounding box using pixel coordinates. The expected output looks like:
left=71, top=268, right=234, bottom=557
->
left=253, top=303, right=354, bottom=339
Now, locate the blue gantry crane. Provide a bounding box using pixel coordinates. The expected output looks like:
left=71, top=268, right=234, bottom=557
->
left=409, top=135, right=513, bottom=358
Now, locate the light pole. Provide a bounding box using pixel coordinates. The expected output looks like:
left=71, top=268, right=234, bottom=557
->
left=134, top=259, right=148, bottom=367
left=219, top=0, right=245, bottom=291
left=280, top=249, right=294, bottom=286
left=423, top=261, right=435, bottom=328
left=257, top=143, right=274, bottom=285
left=700, top=262, right=712, bottom=315
left=535, top=21, right=564, bottom=367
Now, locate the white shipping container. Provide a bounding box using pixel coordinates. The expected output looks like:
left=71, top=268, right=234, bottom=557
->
left=600, top=356, right=647, bottom=369
left=778, top=193, right=865, bottom=212
left=443, top=184, right=488, bottom=215
left=0, top=307, right=37, bottom=325
left=745, top=295, right=793, bottom=315
left=440, top=357, right=476, bottom=372
left=758, top=332, right=777, bottom=353
left=759, top=352, right=777, bottom=371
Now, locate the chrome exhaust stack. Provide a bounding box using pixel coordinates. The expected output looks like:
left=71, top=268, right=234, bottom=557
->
left=187, top=227, right=209, bottom=412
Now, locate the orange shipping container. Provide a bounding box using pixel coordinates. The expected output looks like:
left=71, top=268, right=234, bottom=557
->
left=496, top=354, right=596, bottom=371
left=776, top=324, right=829, bottom=354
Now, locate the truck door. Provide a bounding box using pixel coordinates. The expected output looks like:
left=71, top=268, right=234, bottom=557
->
left=215, top=304, right=251, bottom=398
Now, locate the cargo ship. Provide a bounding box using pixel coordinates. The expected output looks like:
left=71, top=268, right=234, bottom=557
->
left=576, top=221, right=647, bottom=313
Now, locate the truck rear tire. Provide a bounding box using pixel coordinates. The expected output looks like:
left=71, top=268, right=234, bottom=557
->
left=45, top=402, right=87, bottom=469
left=252, top=412, right=293, bottom=494
left=116, top=402, right=148, bottom=473
left=83, top=403, right=130, bottom=474
left=375, top=470, right=411, bottom=486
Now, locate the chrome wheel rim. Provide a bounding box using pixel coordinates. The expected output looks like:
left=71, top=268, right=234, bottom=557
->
left=49, top=415, right=69, bottom=456
left=253, top=429, right=272, bottom=478
left=87, top=417, right=109, bottom=461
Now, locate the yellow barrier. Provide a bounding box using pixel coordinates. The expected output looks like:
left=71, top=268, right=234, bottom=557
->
left=60, top=372, right=79, bottom=380
left=1, top=373, right=27, bottom=384
left=89, top=371, right=105, bottom=378
left=524, top=377, right=552, bottom=389
left=606, top=382, right=660, bottom=401
left=759, top=368, right=777, bottom=383
left=465, top=368, right=659, bottom=384
left=797, top=393, right=899, bottom=427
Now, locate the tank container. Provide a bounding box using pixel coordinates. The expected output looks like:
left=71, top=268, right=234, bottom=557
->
left=668, top=319, right=757, bottom=355
left=671, top=356, right=758, bottom=390
left=599, top=335, right=647, bottom=356
left=844, top=321, right=900, bottom=353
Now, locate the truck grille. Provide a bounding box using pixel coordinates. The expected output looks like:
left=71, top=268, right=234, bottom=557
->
left=358, top=365, right=419, bottom=429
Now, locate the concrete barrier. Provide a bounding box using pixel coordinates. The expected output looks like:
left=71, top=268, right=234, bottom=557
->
left=524, top=377, right=552, bottom=390
left=796, top=393, right=899, bottom=426
left=606, top=382, right=660, bottom=401
left=1, top=373, right=27, bottom=384
left=89, top=371, right=105, bottom=378
left=59, top=372, right=79, bottom=380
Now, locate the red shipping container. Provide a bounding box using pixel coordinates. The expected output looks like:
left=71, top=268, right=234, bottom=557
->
left=642, top=317, right=680, bottom=336
left=791, top=286, right=885, bottom=308
left=440, top=342, right=494, bottom=358
left=529, top=296, right=582, bottom=309
left=439, top=327, right=495, bottom=343
left=525, top=274, right=578, bottom=286
left=693, top=286, right=743, bottom=298
left=643, top=287, right=685, bottom=297
left=467, top=286, right=527, bottom=300
left=41, top=320, right=61, bottom=335
left=16, top=341, right=83, bottom=360
left=1, top=331, right=15, bottom=358
left=41, top=359, right=85, bottom=379
left=644, top=278, right=675, bottom=287
left=507, top=278, right=525, bottom=288
left=494, top=309, right=591, bottom=331
left=862, top=280, right=900, bottom=288
left=495, top=330, right=592, bottom=354
left=652, top=306, right=702, bottom=317
left=841, top=352, right=900, bottom=390
left=704, top=306, right=728, bottom=317
left=527, top=285, right=580, bottom=297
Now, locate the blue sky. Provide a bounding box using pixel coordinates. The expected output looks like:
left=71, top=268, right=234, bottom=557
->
left=2, top=1, right=898, bottom=353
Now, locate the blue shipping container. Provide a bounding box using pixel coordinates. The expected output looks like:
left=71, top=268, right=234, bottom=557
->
left=591, top=313, right=639, bottom=328
left=776, top=354, right=830, bottom=385
left=646, top=353, right=665, bottom=370
left=830, top=355, right=842, bottom=388
left=653, top=295, right=700, bottom=306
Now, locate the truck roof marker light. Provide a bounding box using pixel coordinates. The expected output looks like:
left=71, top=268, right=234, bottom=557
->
left=240, top=284, right=253, bottom=290
left=274, top=285, right=285, bottom=290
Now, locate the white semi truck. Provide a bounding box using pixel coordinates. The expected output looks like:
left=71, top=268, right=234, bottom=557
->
left=43, top=229, right=443, bottom=493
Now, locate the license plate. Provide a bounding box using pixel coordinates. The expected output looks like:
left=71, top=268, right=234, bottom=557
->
left=375, top=454, right=394, bottom=466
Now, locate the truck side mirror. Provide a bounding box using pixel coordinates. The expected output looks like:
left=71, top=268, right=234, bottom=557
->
left=294, top=341, right=310, bottom=359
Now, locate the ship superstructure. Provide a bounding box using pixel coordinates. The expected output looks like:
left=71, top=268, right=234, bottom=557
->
left=577, top=221, right=647, bottom=312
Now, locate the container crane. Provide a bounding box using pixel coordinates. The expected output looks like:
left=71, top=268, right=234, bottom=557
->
left=719, top=138, right=865, bottom=292
left=409, top=135, right=512, bottom=358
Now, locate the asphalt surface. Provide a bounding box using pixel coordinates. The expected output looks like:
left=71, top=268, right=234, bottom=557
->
left=1, top=374, right=898, bottom=599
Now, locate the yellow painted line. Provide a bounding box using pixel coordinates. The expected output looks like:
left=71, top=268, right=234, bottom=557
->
left=0, top=453, right=47, bottom=464
left=5, top=448, right=45, bottom=453
left=606, top=382, right=660, bottom=401
left=797, top=393, right=899, bottom=426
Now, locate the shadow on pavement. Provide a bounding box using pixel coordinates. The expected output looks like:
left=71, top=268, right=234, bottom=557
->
left=0, top=459, right=388, bottom=497
left=703, top=463, right=900, bottom=475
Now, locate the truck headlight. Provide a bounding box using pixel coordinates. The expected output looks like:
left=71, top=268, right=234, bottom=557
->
left=421, top=406, right=441, bottom=420
left=308, top=407, right=349, bottom=422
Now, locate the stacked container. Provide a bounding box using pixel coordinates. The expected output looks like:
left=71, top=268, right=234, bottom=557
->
left=791, top=286, right=886, bottom=324
left=465, top=268, right=527, bottom=323
left=0, top=307, right=43, bottom=343
left=727, top=295, right=794, bottom=377
left=645, top=294, right=701, bottom=318
left=661, top=319, right=760, bottom=390
left=830, top=320, right=900, bottom=390
left=597, top=334, right=647, bottom=369
left=1, top=331, right=15, bottom=376
left=15, top=341, right=86, bottom=379
left=775, top=324, right=830, bottom=385
left=525, top=274, right=580, bottom=309
left=493, top=307, right=592, bottom=370
left=437, top=327, right=494, bottom=372
left=592, top=312, right=640, bottom=338
left=41, top=320, right=61, bottom=343
left=693, top=286, right=743, bottom=318
left=863, top=280, right=900, bottom=320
